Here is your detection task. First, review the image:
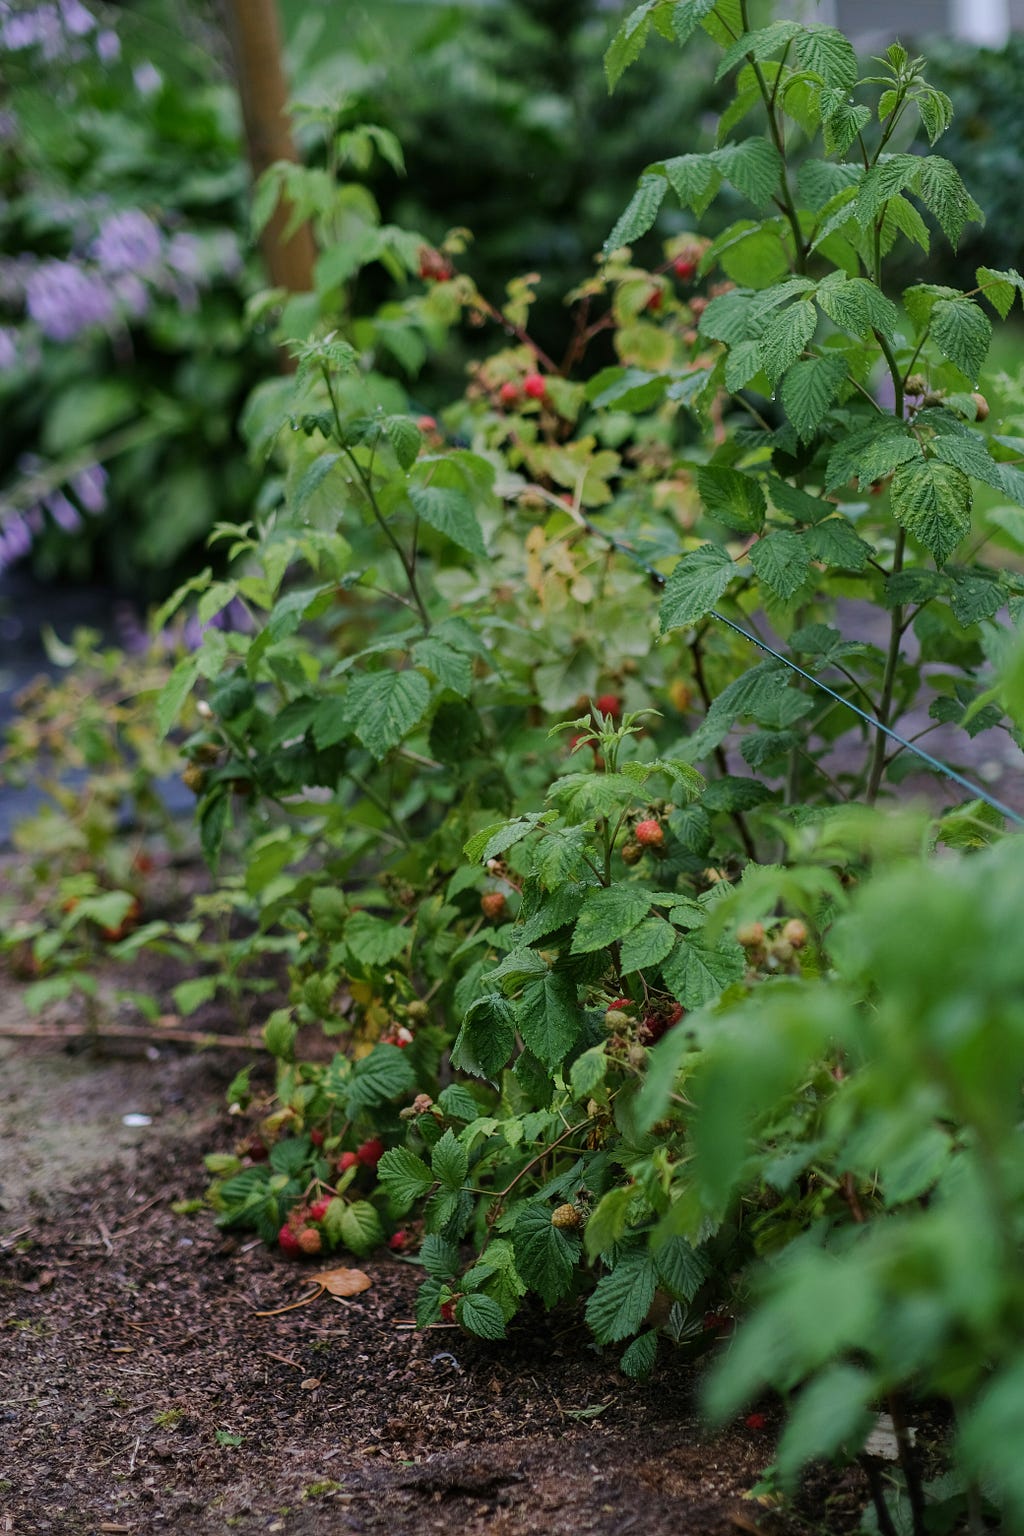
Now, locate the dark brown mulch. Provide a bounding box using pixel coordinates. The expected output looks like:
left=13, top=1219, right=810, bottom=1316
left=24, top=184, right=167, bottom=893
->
left=0, top=1010, right=869, bottom=1536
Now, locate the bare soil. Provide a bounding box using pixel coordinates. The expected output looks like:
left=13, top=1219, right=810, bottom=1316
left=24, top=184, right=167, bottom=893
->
left=0, top=972, right=871, bottom=1536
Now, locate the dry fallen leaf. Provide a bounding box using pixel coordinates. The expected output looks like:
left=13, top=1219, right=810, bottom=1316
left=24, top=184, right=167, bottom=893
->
left=254, top=1266, right=373, bottom=1317
left=310, top=1267, right=373, bottom=1297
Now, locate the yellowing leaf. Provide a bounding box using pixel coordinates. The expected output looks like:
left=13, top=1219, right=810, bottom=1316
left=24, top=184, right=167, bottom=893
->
left=309, top=1266, right=373, bottom=1297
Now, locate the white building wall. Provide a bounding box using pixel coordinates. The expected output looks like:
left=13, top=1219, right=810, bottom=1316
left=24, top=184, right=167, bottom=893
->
left=783, top=0, right=1016, bottom=46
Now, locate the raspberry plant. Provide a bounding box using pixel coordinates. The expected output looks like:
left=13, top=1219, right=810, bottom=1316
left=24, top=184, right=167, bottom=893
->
left=9, top=2, right=1024, bottom=1529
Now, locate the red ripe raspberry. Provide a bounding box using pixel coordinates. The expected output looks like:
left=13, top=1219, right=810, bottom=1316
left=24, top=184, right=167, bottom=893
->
left=745, top=1412, right=767, bottom=1431
left=673, top=255, right=698, bottom=281
left=310, top=1128, right=325, bottom=1147
left=338, top=1151, right=359, bottom=1173
left=309, top=1198, right=331, bottom=1222
left=417, top=415, right=437, bottom=432
left=634, top=819, right=664, bottom=847
left=418, top=246, right=453, bottom=282
left=388, top=1230, right=408, bottom=1251
left=640, top=1000, right=684, bottom=1045
left=245, top=1135, right=269, bottom=1162
left=356, top=1137, right=385, bottom=1170
left=382, top=1021, right=414, bottom=1048
left=523, top=372, right=547, bottom=401
left=498, top=381, right=519, bottom=407
left=278, top=1225, right=301, bottom=1257
left=480, top=891, right=508, bottom=923
left=645, top=288, right=663, bottom=313
left=594, top=693, right=622, bottom=719
left=440, top=1300, right=457, bottom=1324
left=608, top=997, right=632, bottom=1011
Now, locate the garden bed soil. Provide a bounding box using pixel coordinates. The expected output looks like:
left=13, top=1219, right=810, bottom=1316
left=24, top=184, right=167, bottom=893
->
left=0, top=974, right=871, bottom=1536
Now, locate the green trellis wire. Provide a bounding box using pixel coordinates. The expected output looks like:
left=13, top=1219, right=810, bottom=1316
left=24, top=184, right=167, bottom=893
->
left=565, top=504, right=1024, bottom=829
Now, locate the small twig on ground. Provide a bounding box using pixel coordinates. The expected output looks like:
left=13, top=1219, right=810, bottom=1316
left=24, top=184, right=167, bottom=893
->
left=0, top=1022, right=264, bottom=1050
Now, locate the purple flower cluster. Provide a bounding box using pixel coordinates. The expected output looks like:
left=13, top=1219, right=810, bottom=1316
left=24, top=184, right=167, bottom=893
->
left=92, top=210, right=162, bottom=276
left=5, top=214, right=244, bottom=345
left=25, top=259, right=115, bottom=342
left=0, top=0, right=94, bottom=59
left=0, top=460, right=107, bottom=574
left=1, top=2, right=151, bottom=83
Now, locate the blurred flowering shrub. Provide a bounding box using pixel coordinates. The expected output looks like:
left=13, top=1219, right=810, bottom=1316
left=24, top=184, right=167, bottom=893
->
left=0, top=0, right=266, bottom=595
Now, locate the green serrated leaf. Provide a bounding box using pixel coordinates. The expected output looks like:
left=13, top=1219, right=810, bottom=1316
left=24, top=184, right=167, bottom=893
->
left=620, top=1330, right=658, bottom=1379
left=661, top=935, right=746, bottom=1007
left=671, top=0, right=718, bottom=46
left=661, top=152, right=721, bottom=216
left=915, top=155, right=984, bottom=249
left=412, top=637, right=472, bottom=698
left=451, top=993, right=518, bottom=1078
left=976, top=265, right=1024, bottom=320
left=605, top=174, right=667, bottom=253
left=931, top=298, right=991, bottom=383
left=678, top=663, right=791, bottom=763
left=749, top=530, right=812, bottom=601
left=377, top=1147, right=435, bottom=1213
left=344, top=670, right=430, bottom=760
left=654, top=1235, right=710, bottom=1302
left=949, top=570, right=1004, bottom=628
left=586, top=1252, right=658, bottom=1343
left=347, top=1045, right=417, bottom=1113
left=914, top=86, right=954, bottom=146
left=795, top=26, right=857, bottom=90
left=821, top=95, right=871, bottom=156
left=696, top=466, right=766, bottom=533
left=757, top=301, right=818, bottom=387
left=519, top=973, right=584, bottom=1071
left=815, top=274, right=899, bottom=336
left=619, top=915, right=677, bottom=973
left=408, top=484, right=485, bottom=557
left=717, top=136, right=784, bottom=210
left=571, top=885, right=653, bottom=955
left=604, top=1, right=657, bottom=90
left=456, top=1292, right=507, bottom=1339
left=570, top=1046, right=608, bottom=1100
left=345, top=910, right=409, bottom=967
left=513, top=1204, right=582, bottom=1308
left=780, top=354, right=847, bottom=439
left=431, top=1128, right=469, bottom=1191
left=156, top=655, right=201, bottom=739
left=715, top=22, right=803, bottom=82
left=698, top=288, right=759, bottom=346
left=856, top=154, right=920, bottom=228
left=464, top=813, right=552, bottom=866
left=825, top=422, right=921, bottom=492
left=340, top=1201, right=384, bottom=1256
left=804, top=517, right=872, bottom=572
left=380, top=415, right=421, bottom=470
left=419, top=1234, right=461, bottom=1279
left=261, top=1008, right=296, bottom=1060
left=660, top=544, right=737, bottom=632
left=891, top=459, right=972, bottom=567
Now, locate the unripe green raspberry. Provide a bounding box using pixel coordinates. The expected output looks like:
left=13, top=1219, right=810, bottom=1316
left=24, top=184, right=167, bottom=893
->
left=551, top=1203, right=582, bottom=1229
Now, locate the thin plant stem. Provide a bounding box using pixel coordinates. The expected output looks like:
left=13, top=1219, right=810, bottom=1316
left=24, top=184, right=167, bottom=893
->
left=866, top=527, right=907, bottom=803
